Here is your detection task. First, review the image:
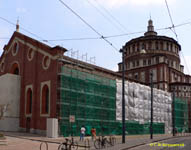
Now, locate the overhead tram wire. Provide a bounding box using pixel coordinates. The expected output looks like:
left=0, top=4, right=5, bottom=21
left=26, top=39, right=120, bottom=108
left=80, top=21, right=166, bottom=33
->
left=164, top=0, right=190, bottom=74
left=38, top=22, right=191, bottom=42
left=0, top=16, right=54, bottom=46
left=58, top=0, right=118, bottom=51
left=85, top=0, right=125, bottom=33
left=94, top=0, right=128, bottom=32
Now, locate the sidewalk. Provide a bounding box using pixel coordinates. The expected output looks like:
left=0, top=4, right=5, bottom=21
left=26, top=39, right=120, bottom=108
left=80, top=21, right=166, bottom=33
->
left=1, top=131, right=191, bottom=150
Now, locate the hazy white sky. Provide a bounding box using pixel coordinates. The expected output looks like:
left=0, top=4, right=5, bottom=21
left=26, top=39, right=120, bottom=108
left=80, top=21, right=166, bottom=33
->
left=0, top=0, right=191, bottom=74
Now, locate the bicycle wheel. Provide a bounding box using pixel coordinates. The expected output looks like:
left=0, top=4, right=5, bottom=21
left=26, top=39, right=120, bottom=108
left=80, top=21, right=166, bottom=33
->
left=69, top=141, right=78, bottom=150
left=58, top=143, right=66, bottom=150
left=40, top=142, right=48, bottom=150
left=94, top=139, right=102, bottom=149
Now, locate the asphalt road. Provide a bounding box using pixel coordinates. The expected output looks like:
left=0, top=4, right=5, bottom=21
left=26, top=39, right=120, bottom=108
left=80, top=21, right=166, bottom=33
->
left=130, top=136, right=191, bottom=150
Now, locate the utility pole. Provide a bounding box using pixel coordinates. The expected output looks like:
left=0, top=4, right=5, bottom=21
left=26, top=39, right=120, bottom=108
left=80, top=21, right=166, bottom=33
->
left=150, top=72, right=153, bottom=139
left=122, top=49, right=125, bottom=143
left=172, top=87, right=175, bottom=136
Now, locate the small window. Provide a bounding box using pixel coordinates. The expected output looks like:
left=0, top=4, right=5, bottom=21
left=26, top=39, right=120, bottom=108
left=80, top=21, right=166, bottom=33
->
left=133, top=61, right=135, bottom=67
left=134, top=73, right=138, bottom=80
left=160, top=42, right=163, bottom=50
left=132, top=44, right=135, bottom=52
left=156, top=42, right=159, bottom=50
left=137, top=43, right=140, bottom=51
left=12, top=42, right=19, bottom=56
left=167, top=43, right=169, bottom=51
left=136, top=60, right=139, bottom=67
left=143, top=60, right=146, bottom=66
left=148, top=41, right=152, bottom=50
left=42, top=55, right=51, bottom=70
left=26, top=88, right=32, bottom=114
left=142, top=43, right=145, bottom=50
left=170, top=44, right=173, bottom=51
left=148, top=59, right=151, bottom=65
left=10, top=63, right=19, bottom=75
left=27, top=48, right=35, bottom=61
left=156, top=57, right=159, bottom=64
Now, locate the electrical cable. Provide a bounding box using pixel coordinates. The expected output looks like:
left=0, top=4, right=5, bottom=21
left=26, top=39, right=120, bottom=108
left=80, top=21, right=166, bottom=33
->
left=165, top=0, right=190, bottom=74
left=94, top=0, right=128, bottom=32
left=85, top=0, right=125, bottom=33
left=35, top=22, right=191, bottom=42
left=0, top=16, right=54, bottom=45
left=58, top=0, right=118, bottom=51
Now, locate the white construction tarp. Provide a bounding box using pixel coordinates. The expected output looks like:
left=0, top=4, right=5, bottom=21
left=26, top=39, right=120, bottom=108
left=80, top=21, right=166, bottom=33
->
left=116, top=79, right=172, bottom=133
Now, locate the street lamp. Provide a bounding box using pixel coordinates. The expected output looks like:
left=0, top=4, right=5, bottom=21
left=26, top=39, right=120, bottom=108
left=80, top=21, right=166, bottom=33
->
left=121, top=48, right=126, bottom=143
left=150, top=72, right=153, bottom=139
left=172, top=86, right=175, bottom=136
left=120, top=48, right=147, bottom=143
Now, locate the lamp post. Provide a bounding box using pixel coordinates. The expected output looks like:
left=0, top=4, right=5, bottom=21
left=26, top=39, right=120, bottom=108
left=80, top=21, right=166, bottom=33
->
left=120, top=48, right=146, bottom=143
left=150, top=72, right=153, bottom=139
left=172, top=87, right=175, bottom=136
left=122, top=49, right=125, bottom=143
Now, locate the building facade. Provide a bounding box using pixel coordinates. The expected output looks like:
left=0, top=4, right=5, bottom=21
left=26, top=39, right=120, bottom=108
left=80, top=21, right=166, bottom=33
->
left=0, top=30, right=120, bottom=135
left=118, top=19, right=191, bottom=131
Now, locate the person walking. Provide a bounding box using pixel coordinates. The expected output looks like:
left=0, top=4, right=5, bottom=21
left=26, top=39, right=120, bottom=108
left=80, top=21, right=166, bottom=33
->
left=91, top=127, right=96, bottom=140
left=80, top=126, right=86, bottom=141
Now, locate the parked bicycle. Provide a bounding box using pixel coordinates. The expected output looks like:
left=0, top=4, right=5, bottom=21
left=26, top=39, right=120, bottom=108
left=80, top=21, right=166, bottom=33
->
left=94, top=135, right=116, bottom=149
left=58, top=137, right=78, bottom=150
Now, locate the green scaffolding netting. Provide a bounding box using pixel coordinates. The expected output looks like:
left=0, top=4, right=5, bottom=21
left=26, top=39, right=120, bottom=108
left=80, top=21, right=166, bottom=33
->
left=59, top=66, right=116, bottom=136
left=174, top=98, right=188, bottom=133
left=59, top=66, right=190, bottom=136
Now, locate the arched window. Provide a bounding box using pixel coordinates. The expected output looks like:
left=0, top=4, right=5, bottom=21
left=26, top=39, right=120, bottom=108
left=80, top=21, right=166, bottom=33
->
left=136, top=43, right=140, bottom=51
left=160, top=42, right=163, bottom=50
left=148, top=41, right=152, bottom=50
left=10, top=63, right=19, bottom=75
left=132, top=44, right=135, bottom=53
left=156, top=42, right=159, bottom=50
left=166, top=43, right=169, bottom=51
left=26, top=88, right=32, bottom=114
left=12, top=42, right=19, bottom=56
left=142, top=43, right=145, bottom=50
left=42, top=85, right=49, bottom=114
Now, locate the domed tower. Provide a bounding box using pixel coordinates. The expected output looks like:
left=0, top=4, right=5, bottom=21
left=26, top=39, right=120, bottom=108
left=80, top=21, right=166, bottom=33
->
left=118, top=19, right=185, bottom=91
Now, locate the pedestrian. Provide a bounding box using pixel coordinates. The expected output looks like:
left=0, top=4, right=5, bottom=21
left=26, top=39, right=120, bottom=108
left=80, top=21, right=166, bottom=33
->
left=80, top=125, right=86, bottom=141
left=91, top=127, right=96, bottom=140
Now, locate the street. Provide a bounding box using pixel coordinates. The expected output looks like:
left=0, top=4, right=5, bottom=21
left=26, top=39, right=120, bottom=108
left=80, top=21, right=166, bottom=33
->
left=130, top=136, right=191, bottom=150
left=0, top=136, right=59, bottom=150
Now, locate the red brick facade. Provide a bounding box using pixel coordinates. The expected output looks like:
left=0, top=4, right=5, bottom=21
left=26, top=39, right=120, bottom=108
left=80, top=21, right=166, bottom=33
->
left=0, top=31, right=67, bottom=133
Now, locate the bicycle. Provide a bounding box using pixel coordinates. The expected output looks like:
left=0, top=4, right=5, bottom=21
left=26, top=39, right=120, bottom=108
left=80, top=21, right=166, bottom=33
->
left=94, top=135, right=116, bottom=149
left=58, top=137, right=78, bottom=150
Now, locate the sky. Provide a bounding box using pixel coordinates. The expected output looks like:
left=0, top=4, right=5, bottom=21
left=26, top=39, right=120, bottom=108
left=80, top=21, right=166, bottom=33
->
left=0, top=0, right=191, bottom=75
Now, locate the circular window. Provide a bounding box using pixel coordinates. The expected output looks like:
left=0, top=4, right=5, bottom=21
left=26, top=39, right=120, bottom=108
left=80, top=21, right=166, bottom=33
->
left=42, top=55, right=51, bottom=70
left=27, top=48, right=35, bottom=61
left=12, top=42, right=19, bottom=56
